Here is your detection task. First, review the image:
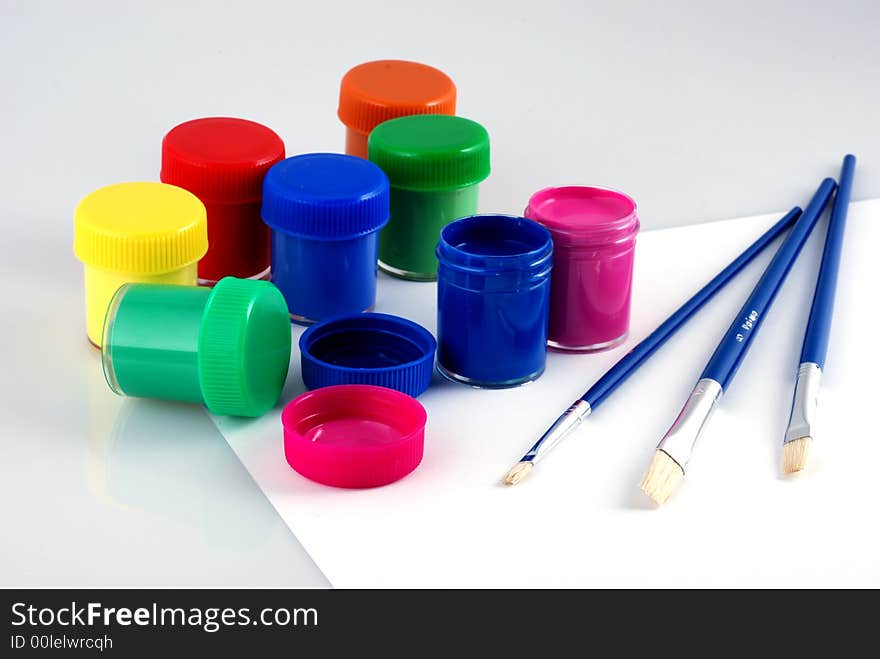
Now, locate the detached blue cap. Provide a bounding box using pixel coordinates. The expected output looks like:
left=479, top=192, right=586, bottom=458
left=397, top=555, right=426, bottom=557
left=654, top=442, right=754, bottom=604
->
left=300, top=313, right=436, bottom=397
left=261, top=153, right=390, bottom=239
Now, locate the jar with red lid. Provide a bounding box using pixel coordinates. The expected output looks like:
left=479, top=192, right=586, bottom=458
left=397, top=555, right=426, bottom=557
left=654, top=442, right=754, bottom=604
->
left=161, top=117, right=285, bottom=285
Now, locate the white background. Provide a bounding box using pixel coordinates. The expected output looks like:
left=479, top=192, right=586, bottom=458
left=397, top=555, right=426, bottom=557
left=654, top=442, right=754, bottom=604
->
left=1, top=0, right=877, bottom=586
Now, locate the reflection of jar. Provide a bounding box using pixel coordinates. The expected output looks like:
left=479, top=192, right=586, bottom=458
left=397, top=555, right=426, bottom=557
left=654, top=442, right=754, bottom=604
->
left=161, top=117, right=285, bottom=285
left=436, top=215, right=553, bottom=388
left=369, top=115, right=490, bottom=281
left=74, top=182, right=207, bottom=347
left=98, top=398, right=276, bottom=547
left=337, top=60, right=456, bottom=159
left=261, top=154, right=390, bottom=324
left=525, top=186, right=640, bottom=352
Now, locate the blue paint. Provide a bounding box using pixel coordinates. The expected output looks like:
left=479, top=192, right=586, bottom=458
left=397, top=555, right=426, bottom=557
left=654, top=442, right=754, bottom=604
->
left=269, top=232, right=379, bottom=323
left=261, top=153, right=390, bottom=323
left=436, top=215, right=553, bottom=388
left=300, top=312, right=436, bottom=397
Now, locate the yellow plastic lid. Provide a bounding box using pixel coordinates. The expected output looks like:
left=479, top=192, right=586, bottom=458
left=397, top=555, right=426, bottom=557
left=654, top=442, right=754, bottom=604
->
left=74, top=182, right=208, bottom=274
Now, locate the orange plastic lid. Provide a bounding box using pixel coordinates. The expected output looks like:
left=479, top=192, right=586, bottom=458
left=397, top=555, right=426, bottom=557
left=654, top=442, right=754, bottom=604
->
left=338, top=60, right=456, bottom=135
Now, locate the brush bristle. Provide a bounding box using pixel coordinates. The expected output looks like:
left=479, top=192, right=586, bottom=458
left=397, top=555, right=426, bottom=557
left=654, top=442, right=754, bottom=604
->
left=782, top=437, right=812, bottom=475
left=503, top=462, right=533, bottom=486
left=639, top=450, right=684, bottom=506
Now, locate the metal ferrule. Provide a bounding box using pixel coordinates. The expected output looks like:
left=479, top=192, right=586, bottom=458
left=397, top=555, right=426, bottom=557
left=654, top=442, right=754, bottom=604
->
left=784, top=362, right=822, bottom=444
left=522, top=399, right=592, bottom=464
left=656, top=378, right=723, bottom=471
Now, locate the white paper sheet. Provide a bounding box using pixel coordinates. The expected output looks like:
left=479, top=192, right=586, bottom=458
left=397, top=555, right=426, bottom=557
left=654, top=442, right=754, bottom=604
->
left=212, top=201, right=880, bottom=588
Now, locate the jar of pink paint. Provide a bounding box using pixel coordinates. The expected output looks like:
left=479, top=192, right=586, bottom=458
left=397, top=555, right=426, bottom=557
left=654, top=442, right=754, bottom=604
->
left=525, top=186, right=639, bottom=352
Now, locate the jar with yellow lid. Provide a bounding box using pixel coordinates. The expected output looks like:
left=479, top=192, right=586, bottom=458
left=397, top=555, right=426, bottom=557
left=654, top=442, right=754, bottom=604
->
left=74, top=182, right=208, bottom=347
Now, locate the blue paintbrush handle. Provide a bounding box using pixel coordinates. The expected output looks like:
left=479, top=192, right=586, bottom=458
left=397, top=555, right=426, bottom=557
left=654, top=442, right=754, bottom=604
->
left=700, top=178, right=836, bottom=390
left=799, top=155, right=856, bottom=369
left=583, top=206, right=801, bottom=409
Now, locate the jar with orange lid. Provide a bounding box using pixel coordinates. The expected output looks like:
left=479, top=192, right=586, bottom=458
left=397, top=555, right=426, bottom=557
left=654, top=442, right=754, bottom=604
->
left=337, top=59, right=456, bottom=159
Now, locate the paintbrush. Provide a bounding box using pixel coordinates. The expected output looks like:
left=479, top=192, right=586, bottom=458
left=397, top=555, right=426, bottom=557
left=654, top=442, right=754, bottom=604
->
left=503, top=206, right=803, bottom=486
left=782, top=155, right=856, bottom=474
left=639, top=178, right=835, bottom=505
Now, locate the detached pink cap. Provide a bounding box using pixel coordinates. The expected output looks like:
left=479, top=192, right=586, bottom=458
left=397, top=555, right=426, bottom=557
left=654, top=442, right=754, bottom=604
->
left=282, top=385, right=426, bottom=488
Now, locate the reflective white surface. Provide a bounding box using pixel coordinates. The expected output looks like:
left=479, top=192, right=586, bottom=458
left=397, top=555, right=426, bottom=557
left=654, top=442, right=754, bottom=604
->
left=0, top=259, right=328, bottom=586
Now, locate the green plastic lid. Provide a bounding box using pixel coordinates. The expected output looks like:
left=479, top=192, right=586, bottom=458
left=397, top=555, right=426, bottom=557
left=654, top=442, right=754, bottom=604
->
left=367, top=115, right=490, bottom=191
left=198, top=278, right=292, bottom=417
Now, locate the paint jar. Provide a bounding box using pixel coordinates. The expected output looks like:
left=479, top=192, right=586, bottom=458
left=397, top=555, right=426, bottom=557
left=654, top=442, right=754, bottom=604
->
left=74, top=182, right=208, bottom=347
left=261, top=154, right=390, bottom=324
left=436, top=215, right=553, bottom=387
left=101, top=277, right=291, bottom=417
left=161, top=117, right=285, bottom=285
left=338, top=60, right=456, bottom=159
left=368, top=115, right=491, bottom=281
left=525, top=186, right=639, bottom=351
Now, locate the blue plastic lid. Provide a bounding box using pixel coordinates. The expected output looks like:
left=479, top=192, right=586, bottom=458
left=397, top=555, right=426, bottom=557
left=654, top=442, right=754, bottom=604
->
left=261, top=153, right=390, bottom=239
left=300, top=313, right=436, bottom=397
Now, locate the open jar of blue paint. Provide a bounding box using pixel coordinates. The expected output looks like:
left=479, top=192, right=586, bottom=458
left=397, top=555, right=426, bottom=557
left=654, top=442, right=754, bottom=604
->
left=436, top=214, right=553, bottom=388
left=261, top=153, right=390, bottom=324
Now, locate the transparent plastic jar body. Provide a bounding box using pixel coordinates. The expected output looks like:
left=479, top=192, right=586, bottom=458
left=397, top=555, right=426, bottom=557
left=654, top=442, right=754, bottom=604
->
left=436, top=215, right=553, bottom=388
left=525, top=186, right=639, bottom=352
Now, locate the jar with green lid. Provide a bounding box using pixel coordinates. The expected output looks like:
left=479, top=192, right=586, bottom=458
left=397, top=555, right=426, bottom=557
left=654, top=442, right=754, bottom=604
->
left=368, top=115, right=490, bottom=281
left=102, top=277, right=292, bottom=417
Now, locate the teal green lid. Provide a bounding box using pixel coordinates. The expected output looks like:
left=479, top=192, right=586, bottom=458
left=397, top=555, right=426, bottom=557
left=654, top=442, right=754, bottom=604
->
left=367, top=115, right=490, bottom=191
left=198, top=278, right=292, bottom=417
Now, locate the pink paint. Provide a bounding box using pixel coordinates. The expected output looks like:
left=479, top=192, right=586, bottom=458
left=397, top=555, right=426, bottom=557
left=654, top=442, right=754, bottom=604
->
left=525, top=186, right=639, bottom=351
left=282, top=384, right=426, bottom=488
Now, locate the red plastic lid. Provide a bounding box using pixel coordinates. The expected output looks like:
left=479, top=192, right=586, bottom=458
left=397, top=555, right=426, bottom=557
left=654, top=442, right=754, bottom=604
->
left=161, top=117, right=285, bottom=203
left=282, top=385, right=426, bottom=489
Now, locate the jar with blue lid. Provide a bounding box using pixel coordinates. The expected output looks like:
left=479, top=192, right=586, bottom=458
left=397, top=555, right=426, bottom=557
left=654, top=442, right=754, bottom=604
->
left=436, top=214, right=553, bottom=388
left=261, top=153, right=390, bottom=324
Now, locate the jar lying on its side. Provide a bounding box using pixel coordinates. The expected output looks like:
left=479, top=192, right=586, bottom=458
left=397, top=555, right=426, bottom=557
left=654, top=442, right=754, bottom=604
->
left=436, top=214, right=553, bottom=388
left=101, top=277, right=291, bottom=417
